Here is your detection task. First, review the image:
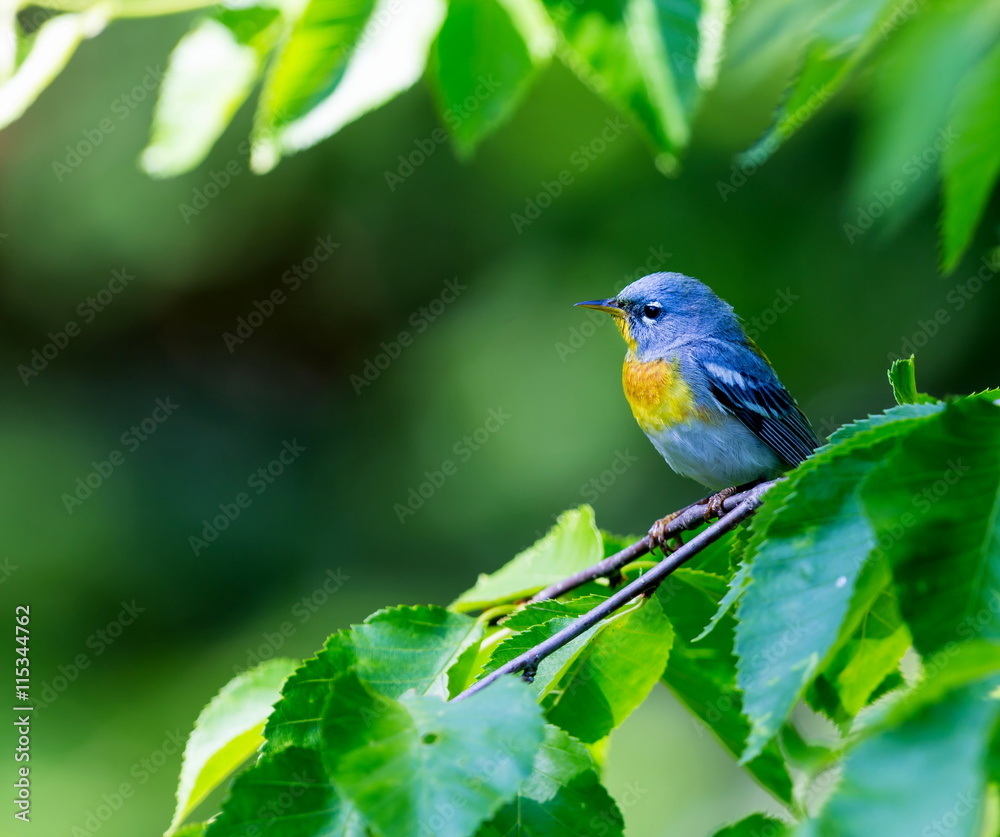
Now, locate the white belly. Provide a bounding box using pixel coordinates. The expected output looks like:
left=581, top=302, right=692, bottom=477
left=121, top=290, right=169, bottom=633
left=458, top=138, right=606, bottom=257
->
left=644, top=414, right=782, bottom=491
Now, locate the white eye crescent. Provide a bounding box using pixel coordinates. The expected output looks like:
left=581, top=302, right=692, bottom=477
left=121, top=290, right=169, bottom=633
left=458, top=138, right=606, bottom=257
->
left=642, top=303, right=662, bottom=320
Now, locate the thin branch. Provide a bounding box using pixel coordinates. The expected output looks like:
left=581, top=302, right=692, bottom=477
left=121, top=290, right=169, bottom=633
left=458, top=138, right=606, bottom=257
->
left=530, top=480, right=777, bottom=603
left=453, top=481, right=773, bottom=702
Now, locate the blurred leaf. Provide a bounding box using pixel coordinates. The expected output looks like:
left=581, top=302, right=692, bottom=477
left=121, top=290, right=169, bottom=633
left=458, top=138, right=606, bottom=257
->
left=544, top=588, right=673, bottom=743
left=809, top=685, right=1000, bottom=837
left=743, top=0, right=898, bottom=163
left=453, top=506, right=604, bottom=611
left=141, top=4, right=284, bottom=177
left=264, top=605, right=480, bottom=750
left=166, top=657, right=299, bottom=836
left=713, top=814, right=790, bottom=836
left=205, top=746, right=365, bottom=837
left=174, top=826, right=207, bottom=837
left=941, top=40, right=1000, bottom=272
left=0, top=7, right=108, bottom=131
left=322, top=672, right=544, bottom=837
left=861, top=397, right=1000, bottom=657
left=854, top=0, right=1000, bottom=231
left=896, top=641, right=1000, bottom=723
left=888, top=356, right=935, bottom=406
left=253, top=0, right=446, bottom=171
left=430, top=0, right=542, bottom=158
left=477, top=725, right=624, bottom=837
left=737, top=407, right=943, bottom=762
left=538, top=0, right=727, bottom=165
left=663, top=569, right=794, bottom=804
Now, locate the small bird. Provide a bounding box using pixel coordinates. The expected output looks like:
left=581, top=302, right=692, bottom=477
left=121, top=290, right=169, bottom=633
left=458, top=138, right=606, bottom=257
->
left=577, top=272, right=819, bottom=544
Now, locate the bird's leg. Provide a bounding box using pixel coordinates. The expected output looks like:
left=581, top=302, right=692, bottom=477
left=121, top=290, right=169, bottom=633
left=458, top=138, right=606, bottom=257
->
left=647, top=512, right=687, bottom=554
left=699, top=479, right=763, bottom=521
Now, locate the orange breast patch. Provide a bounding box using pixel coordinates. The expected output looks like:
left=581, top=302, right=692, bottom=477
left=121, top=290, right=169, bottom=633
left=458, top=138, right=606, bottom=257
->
left=622, top=357, right=702, bottom=432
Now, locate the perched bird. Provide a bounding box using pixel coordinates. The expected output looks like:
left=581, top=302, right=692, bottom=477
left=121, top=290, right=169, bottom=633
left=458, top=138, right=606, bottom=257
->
left=577, top=272, right=819, bottom=542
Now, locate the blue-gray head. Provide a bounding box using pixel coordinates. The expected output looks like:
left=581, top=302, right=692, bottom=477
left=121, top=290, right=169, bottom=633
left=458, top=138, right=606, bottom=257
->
left=576, top=272, right=740, bottom=359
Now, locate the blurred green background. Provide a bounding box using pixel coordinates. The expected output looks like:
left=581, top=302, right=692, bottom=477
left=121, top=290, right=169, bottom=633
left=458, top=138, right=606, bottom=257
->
left=2, top=7, right=999, bottom=837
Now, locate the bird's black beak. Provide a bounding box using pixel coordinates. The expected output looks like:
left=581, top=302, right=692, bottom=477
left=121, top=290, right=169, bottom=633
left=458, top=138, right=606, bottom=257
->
left=575, top=298, right=622, bottom=315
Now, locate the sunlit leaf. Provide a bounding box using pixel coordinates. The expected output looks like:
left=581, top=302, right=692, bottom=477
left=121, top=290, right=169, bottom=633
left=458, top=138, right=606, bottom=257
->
left=453, top=506, right=604, bottom=611
left=941, top=40, right=1000, bottom=272
left=0, top=8, right=108, bottom=131
left=538, top=0, right=729, bottom=165
left=429, top=0, right=543, bottom=158
left=142, top=4, right=284, bottom=177
left=253, top=0, right=446, bottom=171
left=165, top=658, right=299, bottom=836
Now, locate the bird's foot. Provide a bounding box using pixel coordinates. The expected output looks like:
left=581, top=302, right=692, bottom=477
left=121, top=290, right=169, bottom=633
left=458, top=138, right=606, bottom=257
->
left=699, top=486, right=738, bottom=521
left=648, top=512, right=686, bottom=555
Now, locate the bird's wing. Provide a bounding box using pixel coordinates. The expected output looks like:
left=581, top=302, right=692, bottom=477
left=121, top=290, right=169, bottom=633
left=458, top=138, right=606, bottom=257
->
left=694, top=341, right=820, bottom=468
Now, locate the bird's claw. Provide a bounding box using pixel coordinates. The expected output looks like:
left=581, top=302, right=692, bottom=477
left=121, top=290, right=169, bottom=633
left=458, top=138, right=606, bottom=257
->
left=648, top=512, right=684, bottom=555
left=703, top=486, right=738, bottom=521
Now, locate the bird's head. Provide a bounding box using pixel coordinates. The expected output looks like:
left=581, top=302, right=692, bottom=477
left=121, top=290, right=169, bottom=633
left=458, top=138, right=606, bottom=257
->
left=576, top=272, right=738, bottom=359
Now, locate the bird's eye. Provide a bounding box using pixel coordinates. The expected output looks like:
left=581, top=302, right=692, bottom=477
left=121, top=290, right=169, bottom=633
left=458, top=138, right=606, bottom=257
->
left=643, top=304, right=662, bottom=320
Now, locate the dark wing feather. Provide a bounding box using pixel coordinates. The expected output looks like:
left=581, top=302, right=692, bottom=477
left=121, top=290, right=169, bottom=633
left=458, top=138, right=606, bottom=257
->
left=696, top=346, right=820, bottom=468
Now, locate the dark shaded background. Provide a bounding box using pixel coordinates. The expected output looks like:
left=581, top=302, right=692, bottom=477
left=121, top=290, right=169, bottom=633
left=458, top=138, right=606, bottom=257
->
left=2, top=10, right=998, bottom=836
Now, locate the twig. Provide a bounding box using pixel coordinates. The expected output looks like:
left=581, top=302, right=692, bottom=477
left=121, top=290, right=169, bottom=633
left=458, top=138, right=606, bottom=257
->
left=530, top=480, right=777, bottom=603
left=453, top=482, right=773, bottom=702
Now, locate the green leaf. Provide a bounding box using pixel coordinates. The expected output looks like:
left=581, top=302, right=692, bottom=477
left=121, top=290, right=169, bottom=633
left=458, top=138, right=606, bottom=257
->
left=941, top=39, right=1000, bottom=271
left=713, top=814, right=789, bottom=836
left=544, top=588, right=674, bottom=743
left=166, top=657, right=299, bottom=836
left=429, top=0, right=542, bottom=158
left=322, top=672, right=544, bottom=837
left=743, top=0, right=898, bottom=164
left=538, top=0, right=725, bottom=165
left=736, top=407, right=944, bottom=762
left=817, top=573, right=911, bottom=720
left=854, top=0, right=1000, bottom=232
left=205, top=746, right=365, bottom=837
left=477, top=725, right=624, bottom=837
left=888, top=356, right=935, bottom=406
left=453, top=506, right=604, bottom=612
left=141, top=5, right=283, bottom=178
left=663, top=569, right=794, bottom=804
left=0, top=7, right=109, bottom=131
left=252, top=0, right=447, bottom=171
left=499, top=594, right=609, bottom=632
left=808, top=685, right=1000, bottom=837
left=265, top=605, right=480, bottom=750
left=861, top=397, right=1000, bottom=657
